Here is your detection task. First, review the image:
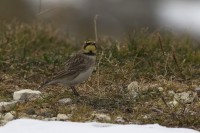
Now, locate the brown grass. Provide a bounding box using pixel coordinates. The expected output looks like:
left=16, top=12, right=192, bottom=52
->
left=0, top=22, right=200, bottom=130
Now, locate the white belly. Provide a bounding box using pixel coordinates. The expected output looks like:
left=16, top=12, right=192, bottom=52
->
left=62, top=67, right=94, bottom=86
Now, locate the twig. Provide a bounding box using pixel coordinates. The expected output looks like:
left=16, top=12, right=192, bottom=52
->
left=94, top=14, right=99, bottom=42
left=36, top=0, right=61, bottom=16
left=171, top=45, right=181, bottom=72
left=157, top=33, right=165, bottom=56
left=36, top=7, right=59, bottom=16
left=161, top=96, right=170, bottom=108
left=150, top=107, right=163, bottom=114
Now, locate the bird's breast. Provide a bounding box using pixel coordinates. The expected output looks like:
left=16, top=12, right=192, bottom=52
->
left=71, top=66, right=94, bottom=85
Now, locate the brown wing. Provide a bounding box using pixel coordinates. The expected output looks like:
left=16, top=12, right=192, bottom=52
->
left=65, top=54, right=87, bottom=71
left=50, top=54, right=89, bottom=81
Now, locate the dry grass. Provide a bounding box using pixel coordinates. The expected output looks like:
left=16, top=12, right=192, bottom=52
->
left=0, top=21, right=200, bottom=130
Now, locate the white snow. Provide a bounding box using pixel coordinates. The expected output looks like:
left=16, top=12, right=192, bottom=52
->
left=0, top=119, right=199, bottom=133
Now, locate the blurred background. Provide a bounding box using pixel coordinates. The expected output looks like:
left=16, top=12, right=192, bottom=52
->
left=1, top=0, right=200, bottom=41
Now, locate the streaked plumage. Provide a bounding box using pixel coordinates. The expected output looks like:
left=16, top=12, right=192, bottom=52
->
left=39, top=41, right=96, bottom=96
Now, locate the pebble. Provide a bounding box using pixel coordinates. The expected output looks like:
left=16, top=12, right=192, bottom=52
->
left=13, top=89, right=41, bottom=101
left=158, top=87, right=164, bottom=92
left=0, top=120, right=8, bottom=126
left=115, top=116, right=125, bottom=123
left=168, top=90, right=175, bottom=96
left=31, top=115, right=37, bottom=118
left=92, top=113, right=111, bottom=121
left=58, top=98, right=72, bottom=105
left=174, top=91, right=197, bottom=104
left=4, top=112, right=14, bottom=121
left=168, top=100, right=179, bottom=107
left=127, top=81, right=139, bottom=98
left=142, top=115, right=150, bottom=119
left=0, top=101, right=17, bottom=112
left=57, top=114, right=69, bottom=121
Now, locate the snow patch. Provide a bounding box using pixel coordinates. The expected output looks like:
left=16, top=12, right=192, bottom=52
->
left=0, top=119, right=199, bottom=133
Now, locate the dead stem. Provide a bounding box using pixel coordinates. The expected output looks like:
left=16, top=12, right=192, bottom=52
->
left=157, top=33, right=165, bottom=57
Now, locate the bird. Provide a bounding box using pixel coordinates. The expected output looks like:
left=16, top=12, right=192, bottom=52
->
left=38, top=41, right=97, bottom=96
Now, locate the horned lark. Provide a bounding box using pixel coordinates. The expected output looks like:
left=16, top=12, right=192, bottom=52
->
left=39, top=41, right=96, bottom=96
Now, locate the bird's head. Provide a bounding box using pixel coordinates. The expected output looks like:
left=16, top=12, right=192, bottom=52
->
left=82, top=41, right=97, bottom=55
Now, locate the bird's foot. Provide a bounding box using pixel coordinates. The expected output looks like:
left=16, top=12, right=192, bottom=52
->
left=70, top=86, right=80, bottom=96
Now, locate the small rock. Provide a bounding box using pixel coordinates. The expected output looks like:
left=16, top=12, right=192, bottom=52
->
left=13, top=89, right=41, bottom=101
left=57, top=114, right=69, bottom=120
left=10, top=111, right=16, bottom=116
left=58, top=98, right=72, bottom=105
left=168, top=90, right=175, bottom=97
left=92, top=113, right=111, bottom=121
left=43, top=118, right=50, bottom=121
left=0, top=101, right=17, bottom=112
left=168, top=100, right=179, bottom=107
left=115, top=116, right=125, bottom=123
left=4, top=112, right=14, bottom=121
left=127, top=81, right=139, bottom=98
left=0, top=120, right=8, bottom=126
left=142, top=115, right=149, bottom=119
left=158, top=87, right=164, bottom=92
left=174, top=91, right=197, bottom=104
left=31, top=115, right=37, bottom=118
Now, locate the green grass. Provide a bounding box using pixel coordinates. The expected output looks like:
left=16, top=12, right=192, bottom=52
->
left=0, top=21, right=200, bottom=130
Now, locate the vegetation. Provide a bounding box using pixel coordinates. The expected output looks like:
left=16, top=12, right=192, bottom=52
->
left=0, top=21, right=200, bottom=130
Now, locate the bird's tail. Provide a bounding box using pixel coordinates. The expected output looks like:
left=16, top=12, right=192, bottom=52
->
left=38, top=79, right=57, bottom=90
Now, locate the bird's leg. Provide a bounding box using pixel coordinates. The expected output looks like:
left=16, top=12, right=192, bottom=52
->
left=70, top=86, right=80, bottom=96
